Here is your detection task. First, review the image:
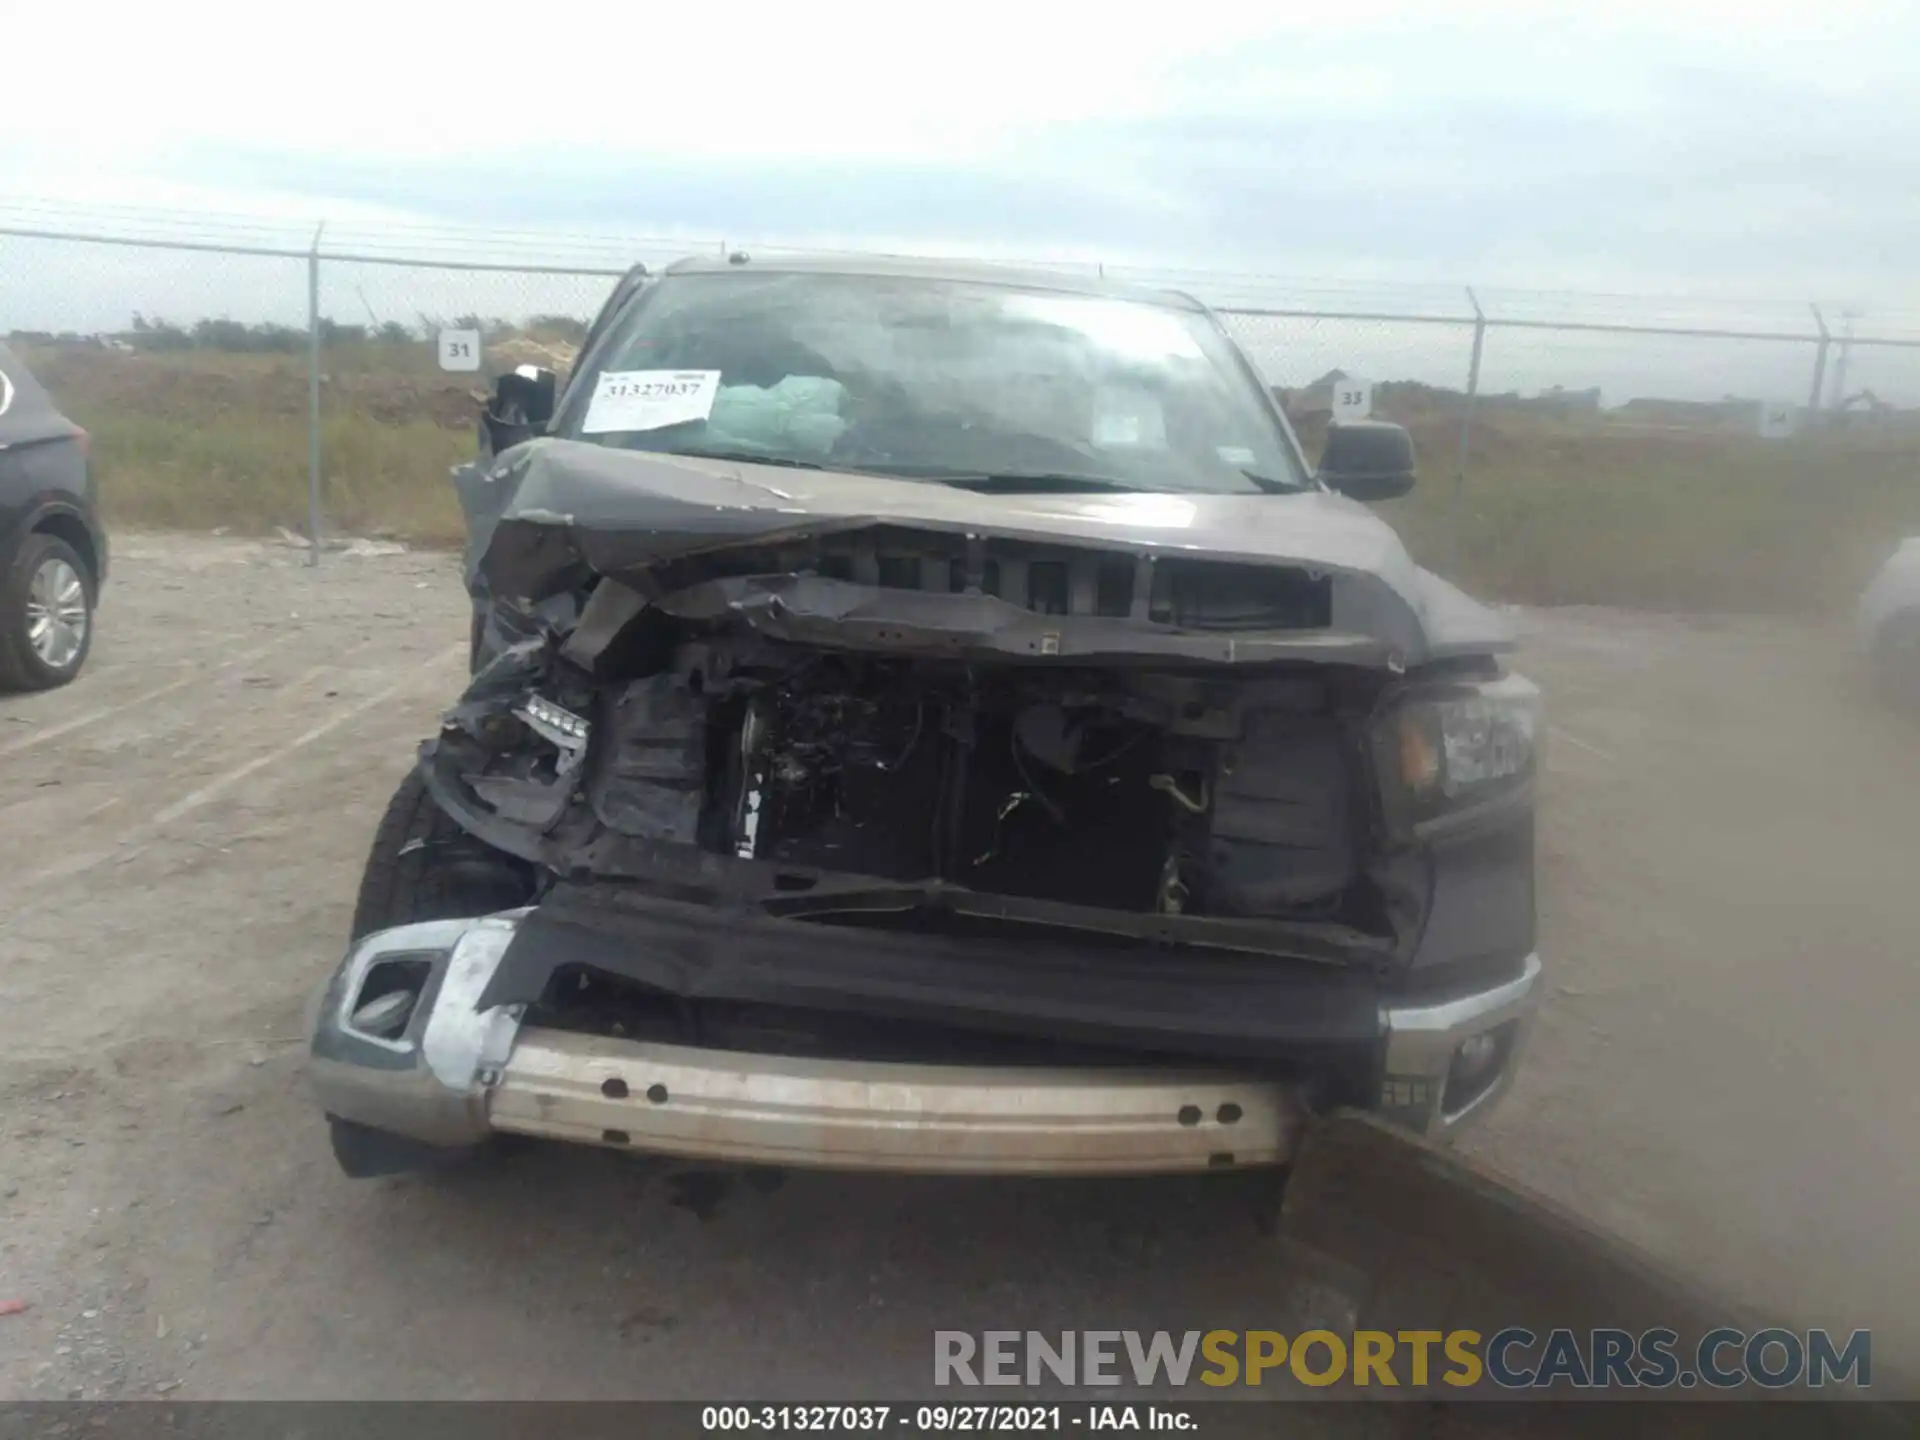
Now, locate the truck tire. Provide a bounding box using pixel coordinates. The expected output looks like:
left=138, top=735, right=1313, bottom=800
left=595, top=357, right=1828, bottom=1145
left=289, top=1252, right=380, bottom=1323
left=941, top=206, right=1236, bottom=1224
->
left=350, top=767, right=537, bottom=940
left=327, top=1116, right=473, bottom=1179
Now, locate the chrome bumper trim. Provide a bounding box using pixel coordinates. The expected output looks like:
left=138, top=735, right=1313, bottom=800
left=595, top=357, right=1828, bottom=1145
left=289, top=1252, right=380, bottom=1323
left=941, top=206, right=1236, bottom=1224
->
left=307, top=913, right=528, bottom=1150
left=1379, top=952, right=1544, bottom=1139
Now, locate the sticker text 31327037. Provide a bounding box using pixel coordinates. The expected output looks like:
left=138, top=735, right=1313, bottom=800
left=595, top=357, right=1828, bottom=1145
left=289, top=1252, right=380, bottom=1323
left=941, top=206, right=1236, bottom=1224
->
left=582, top=369, right=722, bottom=434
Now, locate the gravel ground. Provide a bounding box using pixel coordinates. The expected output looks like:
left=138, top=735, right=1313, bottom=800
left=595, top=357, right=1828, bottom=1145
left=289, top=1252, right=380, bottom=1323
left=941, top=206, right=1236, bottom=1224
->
left=1, top=533, right=1915, bottom=1400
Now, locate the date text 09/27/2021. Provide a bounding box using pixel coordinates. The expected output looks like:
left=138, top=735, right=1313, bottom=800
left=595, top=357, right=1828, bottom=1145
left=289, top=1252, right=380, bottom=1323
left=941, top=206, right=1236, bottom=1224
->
left=701, top=1407, right=1186, bottom=1433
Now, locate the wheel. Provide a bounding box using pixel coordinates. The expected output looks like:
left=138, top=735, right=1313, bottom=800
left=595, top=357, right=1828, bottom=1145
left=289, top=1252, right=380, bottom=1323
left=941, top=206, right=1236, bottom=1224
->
left=327, top=1116, right=466, bottom=1178
left=0, top=533, right=95, bottom=691
left=326, top=1114, right=534, bottom=1179
left=1872, top=609, right=1920, bottom=712
left=350, top=767, right=538, bottom=940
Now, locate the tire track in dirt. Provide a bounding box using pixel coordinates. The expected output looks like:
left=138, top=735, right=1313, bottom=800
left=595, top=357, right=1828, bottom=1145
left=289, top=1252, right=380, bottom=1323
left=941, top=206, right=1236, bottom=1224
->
left=0, top=634, right=297, bottom=762
left=0, top=642, right=464, bottom=915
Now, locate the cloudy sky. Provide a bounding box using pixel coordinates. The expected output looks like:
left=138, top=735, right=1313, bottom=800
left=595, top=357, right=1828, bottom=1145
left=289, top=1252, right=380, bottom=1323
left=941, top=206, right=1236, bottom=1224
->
left=7, top=1, right=1920, bottom=399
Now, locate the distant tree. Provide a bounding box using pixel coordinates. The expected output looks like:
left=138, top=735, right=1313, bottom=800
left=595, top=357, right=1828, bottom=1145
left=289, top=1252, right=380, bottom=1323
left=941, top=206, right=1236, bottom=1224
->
left=134, top=318, right=192, bottom=352
left=193, top=318, right=253, bottom=350
left=252, top=323, right=307, bottom=353
left=317, top=319, right=369, bottom=346
left=377, top=320, right=412, bottom=345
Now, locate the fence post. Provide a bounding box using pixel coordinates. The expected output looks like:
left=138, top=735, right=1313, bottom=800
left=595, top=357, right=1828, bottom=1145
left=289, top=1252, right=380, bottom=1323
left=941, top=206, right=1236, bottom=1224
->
left=306, top=223, right=325, bottom=567
left=1454, top=287, right=1486, bottom=575
left=1808, top=305, right=1830, bottom=418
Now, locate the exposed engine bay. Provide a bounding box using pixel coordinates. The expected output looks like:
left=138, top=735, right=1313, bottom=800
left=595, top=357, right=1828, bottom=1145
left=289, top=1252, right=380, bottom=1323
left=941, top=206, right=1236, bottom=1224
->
left=602, top=641, right=1366, bottom=922
left=426, top=574, right=1435, bottom=979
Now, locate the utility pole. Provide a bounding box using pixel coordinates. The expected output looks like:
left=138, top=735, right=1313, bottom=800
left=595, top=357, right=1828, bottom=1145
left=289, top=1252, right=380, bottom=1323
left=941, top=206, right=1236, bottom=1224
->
left=1454, top=287, right=1486, bottom=579
left=307, top=222, right=326, bottom=568
left=1808, top=306, right=1831, bottom=416
left=1828, top=310, right=1860, bottom=410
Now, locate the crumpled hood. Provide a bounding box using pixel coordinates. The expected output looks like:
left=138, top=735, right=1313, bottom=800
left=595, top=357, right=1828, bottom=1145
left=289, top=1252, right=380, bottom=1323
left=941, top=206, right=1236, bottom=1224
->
left=458, top=438, right=1513, bottom=667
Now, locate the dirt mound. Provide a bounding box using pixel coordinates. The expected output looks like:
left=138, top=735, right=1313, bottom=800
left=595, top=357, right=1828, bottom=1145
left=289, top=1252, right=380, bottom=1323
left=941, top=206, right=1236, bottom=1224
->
left=23, top=346, right=484, bottom=431
left=488, top=337, right=578, bottom=375
left=347, top=377, right=484, bottom=429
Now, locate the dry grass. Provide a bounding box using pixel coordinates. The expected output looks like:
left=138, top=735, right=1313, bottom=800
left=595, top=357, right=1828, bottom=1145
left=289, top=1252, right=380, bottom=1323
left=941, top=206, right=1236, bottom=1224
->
left=28, top=345, right=472, bottom=546
left=23, top=344, right=1920, bottom=614
left=1305, top=409, right=1919, bottom=614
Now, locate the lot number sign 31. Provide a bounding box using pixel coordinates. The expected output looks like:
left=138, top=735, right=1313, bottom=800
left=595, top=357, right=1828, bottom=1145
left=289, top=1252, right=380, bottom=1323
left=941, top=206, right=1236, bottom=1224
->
left=438, top=329, right=482, bottom=373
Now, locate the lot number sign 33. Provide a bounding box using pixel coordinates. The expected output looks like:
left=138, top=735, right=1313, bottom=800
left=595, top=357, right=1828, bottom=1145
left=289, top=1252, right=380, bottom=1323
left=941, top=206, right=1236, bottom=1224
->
left=1332, top=377, right=1374, bottom=422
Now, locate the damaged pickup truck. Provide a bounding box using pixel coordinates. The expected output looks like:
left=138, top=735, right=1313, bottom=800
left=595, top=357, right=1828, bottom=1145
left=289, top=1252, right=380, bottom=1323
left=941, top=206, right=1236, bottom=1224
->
left=309, top=256, right=1543, bottom=1178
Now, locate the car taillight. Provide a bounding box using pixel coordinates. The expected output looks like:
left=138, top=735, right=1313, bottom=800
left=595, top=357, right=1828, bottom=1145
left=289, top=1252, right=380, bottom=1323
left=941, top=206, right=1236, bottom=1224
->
left=73, top=427, right=91, bottom=458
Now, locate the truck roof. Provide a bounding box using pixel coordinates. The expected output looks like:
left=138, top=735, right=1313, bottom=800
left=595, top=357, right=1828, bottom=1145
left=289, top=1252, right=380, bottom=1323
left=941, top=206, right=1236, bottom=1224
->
left=659, top=252, right=1204, bottom=311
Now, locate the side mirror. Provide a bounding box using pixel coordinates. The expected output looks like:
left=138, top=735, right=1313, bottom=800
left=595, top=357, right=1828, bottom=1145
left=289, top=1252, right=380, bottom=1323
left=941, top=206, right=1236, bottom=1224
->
left=1317, top=420, right=1416, bottom=501
left=480, top=365, right=558, bottom=460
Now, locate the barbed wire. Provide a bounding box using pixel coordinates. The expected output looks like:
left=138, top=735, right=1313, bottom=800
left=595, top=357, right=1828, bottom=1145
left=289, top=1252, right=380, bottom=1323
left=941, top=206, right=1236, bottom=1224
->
left=8, top=197, right=1918, bottom=340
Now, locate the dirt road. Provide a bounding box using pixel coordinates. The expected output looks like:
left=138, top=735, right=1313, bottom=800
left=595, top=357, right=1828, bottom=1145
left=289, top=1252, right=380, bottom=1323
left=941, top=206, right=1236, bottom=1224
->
left=2, top=534, right=1915, bottom=1398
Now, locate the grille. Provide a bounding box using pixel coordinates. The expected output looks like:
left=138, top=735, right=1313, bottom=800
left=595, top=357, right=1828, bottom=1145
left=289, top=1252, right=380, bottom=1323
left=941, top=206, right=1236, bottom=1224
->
left=809, top=527, right=1331, bottom=630
left=647, top=524, right=1333, bottom=631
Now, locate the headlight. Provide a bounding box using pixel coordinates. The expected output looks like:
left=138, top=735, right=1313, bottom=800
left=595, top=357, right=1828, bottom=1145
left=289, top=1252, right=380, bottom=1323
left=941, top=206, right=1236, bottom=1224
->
left=511, top=692, right=592, bottom=777
left=1373, top=672, right=1540, bottom=830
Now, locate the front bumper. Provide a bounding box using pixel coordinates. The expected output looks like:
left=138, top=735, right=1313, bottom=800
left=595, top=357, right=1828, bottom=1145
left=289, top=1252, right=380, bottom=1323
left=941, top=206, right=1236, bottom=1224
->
left=1378, top=955, right=1542, bottom=1137
left=309, top=913, right=1540, bottom=1176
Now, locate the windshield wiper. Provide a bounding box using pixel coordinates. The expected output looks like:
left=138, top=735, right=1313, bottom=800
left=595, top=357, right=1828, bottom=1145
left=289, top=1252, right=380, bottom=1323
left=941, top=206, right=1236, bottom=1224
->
left=656, top=447, right=832, bottom=471
left=1240, top=469, right=1303, bottom=495
left=917, top=468, right=1295, bottom=496
left=655, top=451, right=1295, bottom=495
left=924, top=471, right=1156, bottom=495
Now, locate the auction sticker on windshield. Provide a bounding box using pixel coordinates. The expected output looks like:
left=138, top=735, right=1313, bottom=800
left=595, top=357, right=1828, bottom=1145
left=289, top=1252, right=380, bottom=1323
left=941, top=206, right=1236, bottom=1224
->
left=583, top=369, right=722, bottom=433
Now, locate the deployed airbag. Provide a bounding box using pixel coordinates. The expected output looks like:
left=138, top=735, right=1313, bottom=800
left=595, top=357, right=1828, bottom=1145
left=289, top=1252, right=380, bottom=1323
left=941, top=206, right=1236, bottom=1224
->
left=708, top=376, right=849, bottom=456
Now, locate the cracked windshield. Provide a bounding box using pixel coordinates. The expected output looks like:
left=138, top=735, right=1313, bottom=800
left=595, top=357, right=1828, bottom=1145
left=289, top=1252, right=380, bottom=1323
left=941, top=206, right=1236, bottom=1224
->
left=558, top=272, right=1306, bottom=492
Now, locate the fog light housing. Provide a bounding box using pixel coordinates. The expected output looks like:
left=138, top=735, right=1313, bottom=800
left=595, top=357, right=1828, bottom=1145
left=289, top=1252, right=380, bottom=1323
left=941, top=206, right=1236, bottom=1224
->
left=351, top=989, right=416, bottom=1039
left=1442, top=1022, right=1515, bottom=1115
left=1456, top=1032, right=1498, bottom=1074
left=345, top=955, right=434, bottom=1044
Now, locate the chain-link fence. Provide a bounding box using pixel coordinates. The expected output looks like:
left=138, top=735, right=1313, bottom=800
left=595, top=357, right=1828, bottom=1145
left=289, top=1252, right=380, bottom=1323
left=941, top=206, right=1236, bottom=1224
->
left=5, top=217, right=1920, bottom=608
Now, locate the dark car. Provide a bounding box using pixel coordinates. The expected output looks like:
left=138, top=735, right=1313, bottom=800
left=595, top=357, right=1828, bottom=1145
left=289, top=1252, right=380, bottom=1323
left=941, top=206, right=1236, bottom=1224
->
left=0, top=343, right=107, bottom=690
left=309, top=257, right=1540, bottom=1179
